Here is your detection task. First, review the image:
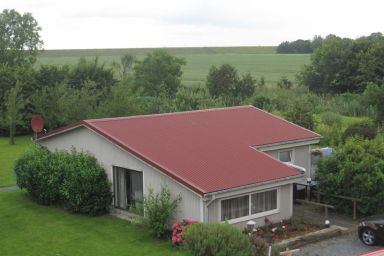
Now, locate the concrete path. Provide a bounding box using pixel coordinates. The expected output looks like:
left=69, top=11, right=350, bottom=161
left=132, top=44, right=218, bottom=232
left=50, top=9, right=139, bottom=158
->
left=0, top=185, right=18, bottom=192
left=293, top=203, right=359, bottom=231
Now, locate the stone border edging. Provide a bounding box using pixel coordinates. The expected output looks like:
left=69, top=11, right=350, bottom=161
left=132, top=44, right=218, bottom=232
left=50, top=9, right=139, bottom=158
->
left=275, top=225, right=349, bottom=250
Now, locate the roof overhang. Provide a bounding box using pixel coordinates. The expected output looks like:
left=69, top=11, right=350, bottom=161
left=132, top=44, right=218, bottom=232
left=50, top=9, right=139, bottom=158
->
left=254, top=137, right=321, bottom=152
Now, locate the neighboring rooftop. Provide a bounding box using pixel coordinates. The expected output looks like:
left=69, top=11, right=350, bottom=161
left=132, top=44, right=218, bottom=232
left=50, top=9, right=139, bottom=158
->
left=37, top=105, right=320, bottom=195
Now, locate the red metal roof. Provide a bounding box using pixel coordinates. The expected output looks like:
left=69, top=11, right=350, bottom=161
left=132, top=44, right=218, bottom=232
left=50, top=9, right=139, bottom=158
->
left=37, top=106, right=320, bottom=195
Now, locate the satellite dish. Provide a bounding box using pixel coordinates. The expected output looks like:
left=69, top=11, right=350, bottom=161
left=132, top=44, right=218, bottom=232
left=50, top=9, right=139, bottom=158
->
left=31, top=115, right=44, bottom=133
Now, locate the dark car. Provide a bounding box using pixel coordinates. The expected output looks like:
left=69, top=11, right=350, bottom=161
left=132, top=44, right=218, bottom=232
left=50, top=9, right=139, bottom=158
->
left=358, top=215, right=384, bottom=246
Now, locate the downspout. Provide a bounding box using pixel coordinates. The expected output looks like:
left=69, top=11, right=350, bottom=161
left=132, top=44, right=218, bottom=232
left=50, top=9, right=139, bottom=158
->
left=203, top=194, right=216, bottom=223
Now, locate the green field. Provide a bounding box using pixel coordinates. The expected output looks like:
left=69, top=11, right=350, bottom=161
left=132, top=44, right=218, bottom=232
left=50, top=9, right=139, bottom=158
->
left=37, top=47, right=310, bottom=87
left=0, top=190, right=185, bottom=256
left=0, top=136, right=32, bottom=187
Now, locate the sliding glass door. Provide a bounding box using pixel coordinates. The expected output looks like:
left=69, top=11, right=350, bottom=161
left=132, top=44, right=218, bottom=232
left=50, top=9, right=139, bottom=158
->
left=113, top=166, right=143, bottom=210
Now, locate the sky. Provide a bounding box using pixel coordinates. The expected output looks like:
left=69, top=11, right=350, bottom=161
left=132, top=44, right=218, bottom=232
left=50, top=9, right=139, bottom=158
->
left=1, top=0, right=383, bottom=49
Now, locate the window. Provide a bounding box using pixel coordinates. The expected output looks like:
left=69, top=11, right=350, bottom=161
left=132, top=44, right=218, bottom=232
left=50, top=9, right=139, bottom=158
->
left=251, top=190, right=277, bottom=214
left=221, top=195, right=249, bottom=221
left=278, top=150, right=293, bottom=163
left=113, top=166, right=143, bottom=210
left=220, top=189, right=278, bottom=221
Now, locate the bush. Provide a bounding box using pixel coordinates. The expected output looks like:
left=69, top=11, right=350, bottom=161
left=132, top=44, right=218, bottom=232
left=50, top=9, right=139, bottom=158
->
left=252, top=95, right=273, bottom=112
left=317, top=137, right=384, bottom=215
left=284, top=98, right=315, bottom=130
left=183, top=223, right=252, bottom=256
left=14, top=146, right=64, bottom=205
left=344, top=126, right=377, bottom=141
left=276, top=76, right=293, bottom=89
left=171, top=219, right=197, bottom=246
left=143, top=186, right=182, bottom=238
left=14, top=145, right=112, bottom=215
left=60, top=151, right=112, bottom=216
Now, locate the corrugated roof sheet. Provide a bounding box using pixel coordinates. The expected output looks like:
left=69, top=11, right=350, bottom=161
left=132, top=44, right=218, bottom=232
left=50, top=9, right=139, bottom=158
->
left=39, top=106, right=320, bottom=195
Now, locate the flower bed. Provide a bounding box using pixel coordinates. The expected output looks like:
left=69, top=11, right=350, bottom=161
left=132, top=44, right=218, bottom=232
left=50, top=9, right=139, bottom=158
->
left=250, top=217, right=320, bottom=243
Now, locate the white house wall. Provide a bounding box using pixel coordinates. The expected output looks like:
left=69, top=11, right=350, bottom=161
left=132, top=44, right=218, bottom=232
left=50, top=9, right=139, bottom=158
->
left=38, top=126, right=202, bottom=222
left=264, top=145, right=311, bottom=180
left=208, top=183, right=293, bottom=229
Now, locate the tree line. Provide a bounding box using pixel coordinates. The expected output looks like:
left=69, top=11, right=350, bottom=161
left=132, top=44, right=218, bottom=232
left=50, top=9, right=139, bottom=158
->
left=276, top=35, right=323, bottom=53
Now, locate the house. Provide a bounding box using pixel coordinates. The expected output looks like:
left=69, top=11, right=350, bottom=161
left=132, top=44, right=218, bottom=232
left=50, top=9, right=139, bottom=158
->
left=35, top=106, right=320, bottom=228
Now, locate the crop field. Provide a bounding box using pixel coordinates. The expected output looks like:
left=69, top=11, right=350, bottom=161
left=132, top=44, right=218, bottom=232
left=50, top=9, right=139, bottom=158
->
left=37, top=47, right=310, bottom=87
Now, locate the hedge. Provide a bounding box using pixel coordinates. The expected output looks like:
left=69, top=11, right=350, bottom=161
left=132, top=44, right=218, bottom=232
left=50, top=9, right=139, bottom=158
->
left=14, top=145, right=112, bottom=215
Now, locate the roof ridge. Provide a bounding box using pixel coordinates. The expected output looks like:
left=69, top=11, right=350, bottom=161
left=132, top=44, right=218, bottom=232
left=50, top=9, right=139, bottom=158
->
left=85, top=105, right=252, bottom=123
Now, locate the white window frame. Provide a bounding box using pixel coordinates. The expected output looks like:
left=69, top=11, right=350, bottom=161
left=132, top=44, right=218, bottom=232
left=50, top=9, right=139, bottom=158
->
left=278, top=149, right=294, bottom=164
left=218, top=188, right=280, bottom=224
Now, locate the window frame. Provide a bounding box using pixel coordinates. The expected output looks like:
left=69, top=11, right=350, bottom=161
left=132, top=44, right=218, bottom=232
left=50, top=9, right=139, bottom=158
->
left=112, top=165, right=144, bottom=210
left=278, top=149, right=294, bottom=163
left=219, top=188, right=280, bottom=224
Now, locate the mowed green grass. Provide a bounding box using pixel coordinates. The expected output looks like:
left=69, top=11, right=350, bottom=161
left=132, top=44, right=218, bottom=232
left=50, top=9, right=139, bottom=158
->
left=0, top=136, right=32, bottom=187
left=37, top=47, right=310, bottom=87
left=0, top=190, right=186, bottom=256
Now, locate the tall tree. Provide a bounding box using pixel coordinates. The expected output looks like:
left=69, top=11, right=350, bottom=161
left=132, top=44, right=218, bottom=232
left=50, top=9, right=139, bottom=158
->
left=0, top=9, right=43, bottom=67
left=133, top=49, right=186, bottom=97
left=4, top=80, right=24, bottom=144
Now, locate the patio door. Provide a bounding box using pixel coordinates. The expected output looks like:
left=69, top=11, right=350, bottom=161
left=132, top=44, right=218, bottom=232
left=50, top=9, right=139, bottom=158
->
left=113, top=166, right=143, bottom=209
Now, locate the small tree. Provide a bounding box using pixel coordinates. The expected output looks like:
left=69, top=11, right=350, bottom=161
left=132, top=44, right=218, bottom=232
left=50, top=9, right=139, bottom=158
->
left=206, top=64, right=255, bottom=106
left=284, top=98, right=315, bottom=130
left=362, top=83, right=384, bottom=125
left=134, top=49, right=186, bottom=97
left=4, top=80, right=24, bottom=144
left=143, top=186, right=181, bottom=238
left=276, top=76, right=293, bottom=89
left=111, top=53, right=135, bottom=80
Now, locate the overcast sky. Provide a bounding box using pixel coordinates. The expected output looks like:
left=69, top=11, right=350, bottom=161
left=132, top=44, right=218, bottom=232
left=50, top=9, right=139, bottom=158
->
left=1, top=0, right=383, bottom=49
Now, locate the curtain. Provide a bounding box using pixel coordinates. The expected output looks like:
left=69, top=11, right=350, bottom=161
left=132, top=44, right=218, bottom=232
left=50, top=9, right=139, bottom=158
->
left=221, top=195, right=249, bottom=221
left=251, top=190, right=277, bottom=214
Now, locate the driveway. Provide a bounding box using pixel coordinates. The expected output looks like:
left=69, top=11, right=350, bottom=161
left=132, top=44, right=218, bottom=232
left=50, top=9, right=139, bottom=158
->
left=296, top=232, right=381, bottom=256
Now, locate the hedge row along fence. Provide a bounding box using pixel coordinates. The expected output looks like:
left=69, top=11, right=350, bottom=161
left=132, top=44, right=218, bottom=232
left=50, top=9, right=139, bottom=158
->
left=14, top=145, right=112, bottom=216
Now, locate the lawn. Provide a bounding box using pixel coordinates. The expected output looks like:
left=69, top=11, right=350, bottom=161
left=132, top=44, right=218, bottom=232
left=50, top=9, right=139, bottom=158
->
left=37, top=46, right=310, bottom=87
left=0, top=190, right=186, bottom=256
left=0, top=136, right=32, bottom=187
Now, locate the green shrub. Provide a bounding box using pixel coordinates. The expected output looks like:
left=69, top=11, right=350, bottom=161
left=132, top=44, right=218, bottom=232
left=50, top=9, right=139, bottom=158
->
left=284, top=98, right=315, bottom=130
left=252, top=95, right=273, bottom=112
left=344, top=126, right=377, bottom=140
left=60, top=151, right=112, bottom=216
left=276, top=76, right=293, bottom=89
left=317, top=137, right=384, bottom=215
left=143, top=186, right=181, bottom=238
left=14, top=145, right=112, bottom=216
left=14, top=146, right=64, bottom=205
left=183, top=223, right=252, bottom=256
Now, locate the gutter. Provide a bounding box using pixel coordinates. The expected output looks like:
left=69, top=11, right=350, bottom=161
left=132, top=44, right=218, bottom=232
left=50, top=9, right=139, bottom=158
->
left=203, top=173, right=305, bottom=197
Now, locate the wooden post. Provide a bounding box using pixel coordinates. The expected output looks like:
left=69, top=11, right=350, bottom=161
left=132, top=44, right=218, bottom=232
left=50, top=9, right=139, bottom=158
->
left=353, top=200, right=357, bottom=220
left=325, top=207, right=328, bottom=218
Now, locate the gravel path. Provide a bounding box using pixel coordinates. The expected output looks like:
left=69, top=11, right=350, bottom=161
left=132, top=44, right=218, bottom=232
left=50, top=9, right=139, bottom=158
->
left=0, top=185, right=18, bottom=192
left=296, top=232, right=381, bottom=256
